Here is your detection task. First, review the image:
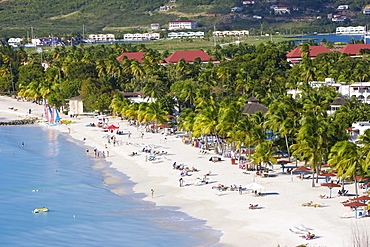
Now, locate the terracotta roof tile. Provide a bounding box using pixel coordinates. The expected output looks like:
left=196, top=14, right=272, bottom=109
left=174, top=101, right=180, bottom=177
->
left=339, top=44, right=370, bottom=56
left=117, top=52, right=146, bottom=63
left=286, top=46, right=332, bottom=58
left=164, top=50, right=214, bottom=63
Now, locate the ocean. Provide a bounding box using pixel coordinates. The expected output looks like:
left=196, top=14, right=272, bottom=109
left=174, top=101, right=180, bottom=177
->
left=291, top=34, right=364, bottom=44
left=0, top=125, right=220, bottom=247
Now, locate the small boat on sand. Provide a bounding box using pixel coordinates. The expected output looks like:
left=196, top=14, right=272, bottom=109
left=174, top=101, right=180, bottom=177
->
left=32, top=207, right=49, bottom=213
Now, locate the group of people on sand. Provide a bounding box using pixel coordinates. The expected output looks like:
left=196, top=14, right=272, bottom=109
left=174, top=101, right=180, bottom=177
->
left=87, top=147, right=109, bottom=159
left=301, top=232, right=315, bottom=240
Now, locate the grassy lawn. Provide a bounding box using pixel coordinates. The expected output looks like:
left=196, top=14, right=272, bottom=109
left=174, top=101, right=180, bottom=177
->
left=24, top=34, right=302, bottom=54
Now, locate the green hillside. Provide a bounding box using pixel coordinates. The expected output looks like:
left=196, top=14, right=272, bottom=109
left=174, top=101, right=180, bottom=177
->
left=0, top=0, right=370, bottom=38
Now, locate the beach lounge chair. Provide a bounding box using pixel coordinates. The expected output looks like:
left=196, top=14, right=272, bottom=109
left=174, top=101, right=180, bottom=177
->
left=289, top=228, right=303, bottom=234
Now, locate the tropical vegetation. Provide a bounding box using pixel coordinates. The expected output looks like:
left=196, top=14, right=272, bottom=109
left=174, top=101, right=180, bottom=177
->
left=2, top=37, right=370, bottom=187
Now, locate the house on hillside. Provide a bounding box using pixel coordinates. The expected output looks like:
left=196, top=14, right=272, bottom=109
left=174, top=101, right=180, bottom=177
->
left=241, top=97, right=269, bottom=115
left=231, top=7, right=243, bottom=12
left=339, top=44, right=370, bottom=57
left=337, top=5, right=349, bottom=10
left=286, top=45, right=332, bottom=64
left=151, top=23, right=161, bottom=30
left=332, top=14, right=346, bottom=22
left=271, top=5, right=290, bottom=15
left=163, top=50, right=218, bottom=64
left=116, top=52, right=146, bottom=63
left=328, top=97, right=346, bottom=115
left=168, top=20, right=198, bottom=30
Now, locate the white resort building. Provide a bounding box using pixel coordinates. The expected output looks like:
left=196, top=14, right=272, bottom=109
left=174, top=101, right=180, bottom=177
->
left=336, top=26, right=366, bottom=35
left=167, top=32, right=204, bottom=39
left=87, top=34, right=115, bottom=42
left=168, top=20, right=198, bottom=30
left=213, top=30, right=249, bottom=36
left=123, top=33, right=160, bottom=41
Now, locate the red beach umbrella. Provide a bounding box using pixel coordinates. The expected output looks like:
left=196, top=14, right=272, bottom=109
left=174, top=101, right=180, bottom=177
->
left=321, top=182, right=341, bottom=198
left=355, top=176, right=370, bottom=182
left=242, top=150, right=256, bottom=155
left=319, top=172, right=336, bottom=177
left=345, top=127, right=355, bottom=130
left=277, top=160, right=290, bottom=164
left=293, top=166, right=311, bottom=172
left=350, top=195, right=370, bottom=201
left=343, top=201, right=367, bottom=218
left=158, top=124, right=170, bottom=128
left=105, top=125, right=119, bottom=129
left=344, top=201, right=367, bottom=207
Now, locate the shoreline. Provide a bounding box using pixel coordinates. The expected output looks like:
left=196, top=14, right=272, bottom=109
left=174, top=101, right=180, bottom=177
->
left=1, top=95, right=370, bottom=247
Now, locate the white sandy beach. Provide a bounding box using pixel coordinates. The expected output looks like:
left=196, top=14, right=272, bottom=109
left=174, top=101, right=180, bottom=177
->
left=1, top=95, right=369, bottom=247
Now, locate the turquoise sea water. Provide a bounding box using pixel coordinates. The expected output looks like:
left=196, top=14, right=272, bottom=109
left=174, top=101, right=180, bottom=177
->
left=0, top=125, right=220, bottom=247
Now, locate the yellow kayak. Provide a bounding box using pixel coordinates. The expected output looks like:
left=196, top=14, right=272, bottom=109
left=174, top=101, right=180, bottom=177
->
left=32, top=207, right=49, bottom=213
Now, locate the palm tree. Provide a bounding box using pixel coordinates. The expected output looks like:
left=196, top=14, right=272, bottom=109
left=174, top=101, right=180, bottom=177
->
left=251, top=140, right=277, bottom=171
left=291, top=107, right=329, bottom=187
left=193, top=102, right=220, bottom=151
left=328, top=141, right=368, bottom=196
left=265, top=96, right=301, bottom=161
left=145, top=102, right=168, bottom=132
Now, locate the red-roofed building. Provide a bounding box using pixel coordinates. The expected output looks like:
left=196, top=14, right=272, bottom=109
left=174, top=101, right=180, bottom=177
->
left=338, top=44, right=370, bottom=57
left=116, top=52, right=146, bottom=63
left=286, top=45, right=332, bottom=64
left=163, top=50, right=217, bottom=64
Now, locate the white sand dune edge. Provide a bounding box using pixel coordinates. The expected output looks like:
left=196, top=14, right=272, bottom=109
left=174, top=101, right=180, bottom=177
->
left=1, top=95, right=367, bottom=247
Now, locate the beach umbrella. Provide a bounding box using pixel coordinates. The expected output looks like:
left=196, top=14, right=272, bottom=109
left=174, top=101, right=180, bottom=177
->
left=345, top=127, right=355, bottom=130
left=246, top=182, right=265, bottom=192
left=355, top=176, right=370, bottom=182
left=321, top=182, right=341, bottom=198
left=277, top=160, right=290, bottom=173
left=343, top=201, right=367, bottom=218
left=242, top=150, right=256, bottom=155
left=293, top=166, right=311, bottom=172
left=350, top=195, right=370, bottom=204
left=293, top=166, right=311, bottom=179
left=158, top=124, right=170, bottom=128
left=105, top=125, right=119, bottom=129
left=319, top=172, right=336, bottom=182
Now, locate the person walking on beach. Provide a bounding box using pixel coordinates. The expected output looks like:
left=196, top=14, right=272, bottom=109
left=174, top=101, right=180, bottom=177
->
left=238, top=185, right=243, bottom=195
left=141, top=132, right=144, bottom=139
left=128, top=131, right=131, bottom=138
left=179, top=178, right=184, bottom=187
left=151, top=188, right=154, bottom=198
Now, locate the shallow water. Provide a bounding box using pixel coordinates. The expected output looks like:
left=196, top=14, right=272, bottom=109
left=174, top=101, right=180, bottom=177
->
left=0, top=125, right=220, bottom=247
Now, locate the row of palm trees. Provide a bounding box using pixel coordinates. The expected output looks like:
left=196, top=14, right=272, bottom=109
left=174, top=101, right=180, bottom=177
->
left=110, top=82, right=370, bottom=192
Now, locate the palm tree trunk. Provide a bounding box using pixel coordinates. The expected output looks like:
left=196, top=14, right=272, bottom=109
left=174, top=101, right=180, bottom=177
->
left=285, top=135, right=291, bottom=162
